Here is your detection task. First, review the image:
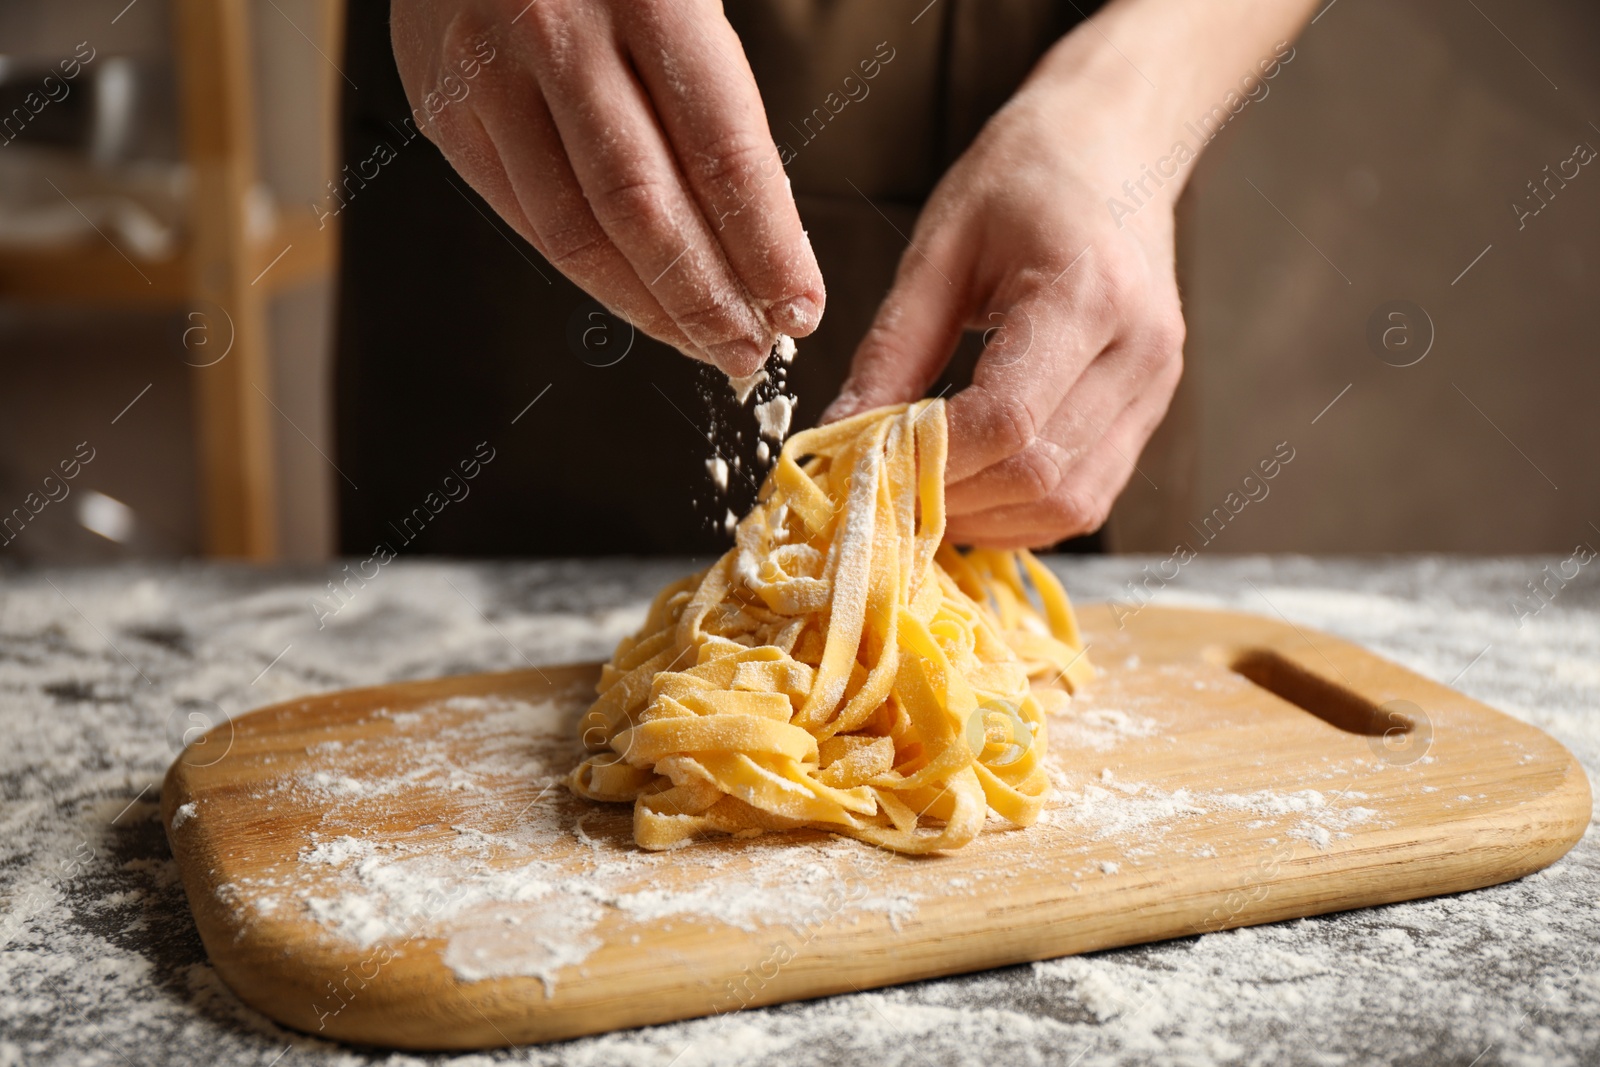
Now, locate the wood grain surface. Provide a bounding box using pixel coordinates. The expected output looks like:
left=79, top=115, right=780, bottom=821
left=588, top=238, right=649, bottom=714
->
left=161, top=605, right=1592, bottom=1049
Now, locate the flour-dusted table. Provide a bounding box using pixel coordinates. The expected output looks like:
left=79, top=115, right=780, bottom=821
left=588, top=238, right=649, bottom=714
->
left=2, top=557, right=1596, bottom=1066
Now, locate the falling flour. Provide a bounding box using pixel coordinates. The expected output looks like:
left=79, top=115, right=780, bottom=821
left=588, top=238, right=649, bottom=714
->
left=693, top=332, right=802, bottom=536
left=728, top=368, right=768, bottom=404
left=754, top=395, right=794, bottom=442
left=706, top=456, right=729, bottom=492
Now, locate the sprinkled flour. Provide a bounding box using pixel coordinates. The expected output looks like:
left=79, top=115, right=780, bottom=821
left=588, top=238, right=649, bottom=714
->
left=706, top=456, right=729, bottom=491
left=9, top=557, right=1598, bottom=1067
left=199, top=690, right=922, bottom=993
left=728, top=368, right=767, bottom=404
left=754, top=395, right=794, bottom=442
left=186, top=654, right=1396, bottom=997
left=696, top=334, right=801, bottom=532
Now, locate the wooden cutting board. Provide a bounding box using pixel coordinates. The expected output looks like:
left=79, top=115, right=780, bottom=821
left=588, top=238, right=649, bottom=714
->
left=161, top=605, right=1591, bottom=1050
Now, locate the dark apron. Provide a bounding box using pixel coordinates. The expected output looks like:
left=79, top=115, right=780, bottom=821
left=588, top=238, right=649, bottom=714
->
left=334, top=0, right=1093, bottom=556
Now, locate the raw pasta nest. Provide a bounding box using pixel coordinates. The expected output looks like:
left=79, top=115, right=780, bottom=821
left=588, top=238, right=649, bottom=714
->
left=568, top=400, right=1093, bottom=854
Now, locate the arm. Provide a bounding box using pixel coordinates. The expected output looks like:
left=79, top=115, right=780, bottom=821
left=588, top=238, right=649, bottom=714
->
left=822, top=0, right=1321, bottom=546
left=389, top=0, right=826, bottom=377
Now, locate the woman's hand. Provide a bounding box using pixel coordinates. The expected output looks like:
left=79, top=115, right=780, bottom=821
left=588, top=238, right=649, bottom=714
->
left=822, top=78, right=1184, bottom=548
left=390, top=0, right=824, bottom=377
left=822, top=0, right=1316, bottom=548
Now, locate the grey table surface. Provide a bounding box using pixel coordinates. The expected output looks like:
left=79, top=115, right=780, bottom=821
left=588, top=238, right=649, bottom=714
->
left=2, top=556, right=1596, bottom=1067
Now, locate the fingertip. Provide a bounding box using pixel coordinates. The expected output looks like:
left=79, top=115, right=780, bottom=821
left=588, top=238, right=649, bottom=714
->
left=770, top=292, right=823, bottom=337
left=819, top=395, right=859, bottom=425
left=707, top=338, right=767, bottom=379
left=941, top=521, right=1052, bottom=552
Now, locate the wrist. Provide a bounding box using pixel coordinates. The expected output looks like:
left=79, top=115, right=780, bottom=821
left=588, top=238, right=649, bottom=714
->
left=1009, top=0, right=1312, bottom=212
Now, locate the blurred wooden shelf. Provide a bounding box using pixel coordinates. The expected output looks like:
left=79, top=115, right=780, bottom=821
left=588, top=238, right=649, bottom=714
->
left=256, top=211, right=336, bottom=292
left=0, top=214, right=332, bottom=305
left=0, top=242, right=188, bottom=303
left=0, top=0, right=345, bottom=561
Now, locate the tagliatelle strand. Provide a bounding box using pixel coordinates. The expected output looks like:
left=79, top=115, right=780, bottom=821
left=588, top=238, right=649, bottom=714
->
left=567, top=400, right=1093, bottom=854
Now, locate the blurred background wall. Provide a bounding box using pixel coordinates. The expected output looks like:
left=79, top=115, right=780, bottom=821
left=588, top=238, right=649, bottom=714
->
left=0, top=0, right=1594, bottom=563
left=1115, top=0, right=1600, bottom=554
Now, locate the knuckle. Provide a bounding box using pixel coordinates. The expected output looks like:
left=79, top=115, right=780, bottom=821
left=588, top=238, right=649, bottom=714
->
left=1084, top=247, right=1153, bottom=324
left=591, top=172, right=675, bottom=235
left=1156, top=344, right=1185, bottom=391
left=1115, top=302, right=1185, bottom=383
left=513, top=1, right=617, bottom=87
left=1047, top=486, right=1110, bottom=535
left=514, top=0, right=577, bottom=55
left=1150, top=306, right=1188, bottom=358
left=1012, top=443, right=1066, bottom=502
left=540, top=220, right=609, bottom=272
left=398, top=7, right=484, bottom=109
left=439, top=11, right=491, bottom=67
left=1107, top=268, right=1145, bottom=319
left=691, top=134, right=773, bottom=197
left=672, top=289, right=741, bottom=340
left=990, top=396, right=1041, bottom=461
left=1072, top=274, right=1123, bottom=334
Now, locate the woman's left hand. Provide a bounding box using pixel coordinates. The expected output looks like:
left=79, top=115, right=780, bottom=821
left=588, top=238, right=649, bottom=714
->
left=822, top=0, right=1316, bottom=548
left=821, top=59, right=1187, bottom=549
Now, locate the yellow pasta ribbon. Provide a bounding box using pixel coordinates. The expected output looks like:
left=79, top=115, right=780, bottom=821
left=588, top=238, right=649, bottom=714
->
left=567, top=400, right=1092, bottom=854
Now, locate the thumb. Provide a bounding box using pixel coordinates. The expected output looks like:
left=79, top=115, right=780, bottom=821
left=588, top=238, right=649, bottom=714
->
left=820, top=239, right=970, bottom=423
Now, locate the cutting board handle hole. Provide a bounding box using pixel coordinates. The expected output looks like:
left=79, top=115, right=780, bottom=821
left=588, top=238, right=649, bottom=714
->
left=1228, top=649, right=1407, bottom=737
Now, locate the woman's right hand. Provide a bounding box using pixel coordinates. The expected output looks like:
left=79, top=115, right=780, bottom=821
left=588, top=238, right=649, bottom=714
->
left=390, top=0, right=825, bottom=376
